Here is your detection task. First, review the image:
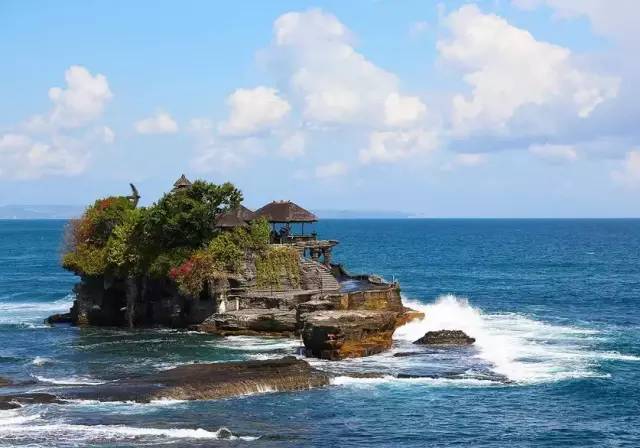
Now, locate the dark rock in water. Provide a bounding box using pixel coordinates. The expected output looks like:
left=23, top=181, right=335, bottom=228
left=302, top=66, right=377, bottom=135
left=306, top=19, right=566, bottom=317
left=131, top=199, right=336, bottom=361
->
left=45, top=312, right=73, bottom=325
left=392, top=352, right=424, bottom=358
left=216, top=428, right=235, bottom=440
left=0, top=377, right=11, bottom=387
left=0, top=393, right=64, bottom=409
left=414, top=330, right=476, bottom=346
left=302, top=310, right=397, bottom=360
left=0, top=401, right=21, bottom=410
left=64, top=356, right=329, bottom=402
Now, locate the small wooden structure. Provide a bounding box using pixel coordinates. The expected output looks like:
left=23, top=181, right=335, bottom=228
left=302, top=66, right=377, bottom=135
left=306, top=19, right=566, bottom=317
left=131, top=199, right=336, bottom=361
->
left=254, top=200, right=318, bottom=241
left=215, top=205, right=257, bottom=229
left=173, top=174, right=192, bottom=191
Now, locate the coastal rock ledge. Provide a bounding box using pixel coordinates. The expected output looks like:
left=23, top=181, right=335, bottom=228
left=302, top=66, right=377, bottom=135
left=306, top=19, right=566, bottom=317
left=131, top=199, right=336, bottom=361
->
left=414, top=330, right=476, bottom=346
left=302, top=310, right=397, bottom=360
left=66, top=357, right=330, bottom=402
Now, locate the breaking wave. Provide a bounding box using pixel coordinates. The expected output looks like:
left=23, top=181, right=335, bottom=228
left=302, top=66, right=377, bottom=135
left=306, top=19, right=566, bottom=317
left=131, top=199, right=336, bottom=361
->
left=394, top=294, right=640, bottom=384
left=0, top=408, right=259, bottom=443
left=32, top=356, right=54, bottom=366
left=34, top=375, right=107, bottom=386
left=208, top=335, right=303, bottom=352
left=0, top=295, right=73, bottom=326
left=331, top=375, right=497, bottom=388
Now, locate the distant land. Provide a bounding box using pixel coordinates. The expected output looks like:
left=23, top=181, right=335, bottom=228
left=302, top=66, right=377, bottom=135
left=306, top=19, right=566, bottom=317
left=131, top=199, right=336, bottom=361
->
left=0, top=205, right=85, bottom=219
left=312, top=209, right=414, bottom=219
left=0, top=205, right=414, bottom=220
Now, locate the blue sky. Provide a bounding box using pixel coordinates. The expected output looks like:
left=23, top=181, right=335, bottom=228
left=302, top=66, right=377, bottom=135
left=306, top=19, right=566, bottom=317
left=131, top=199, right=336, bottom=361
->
left=1, top=0, right=639, bottom=217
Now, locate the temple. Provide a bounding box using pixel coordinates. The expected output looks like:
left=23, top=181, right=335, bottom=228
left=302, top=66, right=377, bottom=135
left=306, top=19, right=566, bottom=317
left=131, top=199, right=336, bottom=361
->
left=61, top=175, right=418, bottom=361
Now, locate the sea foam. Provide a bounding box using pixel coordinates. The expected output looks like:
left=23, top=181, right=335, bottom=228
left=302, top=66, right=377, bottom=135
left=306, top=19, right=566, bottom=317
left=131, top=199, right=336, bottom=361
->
left=0, top=408, right=258, bottom=442
left=394, top=294, right=639, bottom=384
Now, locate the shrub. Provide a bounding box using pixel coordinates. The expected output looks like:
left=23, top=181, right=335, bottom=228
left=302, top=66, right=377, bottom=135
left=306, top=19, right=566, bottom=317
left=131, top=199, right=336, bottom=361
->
left=255, top=245, right=301, bottom=289
left=62, top=243, right=108, bottom=276
left=106, top=209, right=143, bottom=275
left=147, top=247, right=193, bottom=278
left=60, top=179, right=263, bottom=289
left=169, top=250, right=225, bottom=297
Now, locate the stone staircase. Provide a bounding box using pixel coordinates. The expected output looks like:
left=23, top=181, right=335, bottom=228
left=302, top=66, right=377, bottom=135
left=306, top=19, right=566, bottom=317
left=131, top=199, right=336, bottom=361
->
left=300, top=258, right=340, bottom=292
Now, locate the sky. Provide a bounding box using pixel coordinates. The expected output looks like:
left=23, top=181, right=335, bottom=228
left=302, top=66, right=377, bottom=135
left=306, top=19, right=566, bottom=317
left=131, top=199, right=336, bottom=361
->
left=1, top=0, right=639, bottom=217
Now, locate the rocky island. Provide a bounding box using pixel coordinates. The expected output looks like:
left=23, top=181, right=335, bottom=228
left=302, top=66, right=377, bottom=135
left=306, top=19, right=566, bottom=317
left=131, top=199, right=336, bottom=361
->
left=53, top=175, right=422, bottom=360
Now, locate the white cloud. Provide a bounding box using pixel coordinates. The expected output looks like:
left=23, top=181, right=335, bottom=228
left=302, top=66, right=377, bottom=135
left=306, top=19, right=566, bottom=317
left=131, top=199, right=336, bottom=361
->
left=219, top=87, right=290, bottom=136
left=359, top=129, right=439, bottom=164
left=384, top=93, right=427, bottom=127
left=529, top=144, right=578, bottom=163
left=438, top=5, right=619, bottom=135
left=0, top=66, right=113, bottom=179
left=47, top=65, right=113, bottom=129
left=0, top=133, right=88, bottom=179
left=315, top=161, right=348, bottom=179
left=612, top=150, right=640, bottom=188
left=278, top=131, right=306, bottom=158
left=270, top=9, right=427, bottom=128
left=189, top=118, right=266, bottom=173
left=512, top=0, right=640, bottom=48
left=134, top=112, right=179, bottom=134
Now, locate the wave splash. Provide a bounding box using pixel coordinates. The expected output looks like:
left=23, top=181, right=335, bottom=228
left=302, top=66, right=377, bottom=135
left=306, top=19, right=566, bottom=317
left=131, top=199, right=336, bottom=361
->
left=0, top=408, right=259, bottom=442
left=394, top=294, right=639, bottom=384
left=0, top=295, right=74, bottom=326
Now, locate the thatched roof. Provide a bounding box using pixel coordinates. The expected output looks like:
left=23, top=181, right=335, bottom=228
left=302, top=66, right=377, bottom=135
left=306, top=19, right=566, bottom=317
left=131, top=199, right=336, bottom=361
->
left=215, top=205, right=257, bottom=228
left=173, top=174, right=192, bottom=189
left=254, top=200, right=317, bottom=223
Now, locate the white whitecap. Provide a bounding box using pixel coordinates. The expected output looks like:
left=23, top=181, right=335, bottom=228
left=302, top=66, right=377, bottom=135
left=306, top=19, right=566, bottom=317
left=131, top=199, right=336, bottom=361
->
left=331, top=375, right=498, bottom=388
left=34, top=375, right=107, bottom=385
left=394, top=294, right=639, bottom=384
left=32, top=356, right=54, bottom=366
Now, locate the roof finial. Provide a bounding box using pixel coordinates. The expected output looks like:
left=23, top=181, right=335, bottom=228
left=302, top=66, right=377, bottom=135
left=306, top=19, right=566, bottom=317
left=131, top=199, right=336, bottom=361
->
left=173, top=174, right=192, bottom=191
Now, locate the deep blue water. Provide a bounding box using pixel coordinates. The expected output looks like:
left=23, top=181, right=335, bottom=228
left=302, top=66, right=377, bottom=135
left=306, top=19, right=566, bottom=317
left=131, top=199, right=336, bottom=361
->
left=1, top=219, right=639, bottom=447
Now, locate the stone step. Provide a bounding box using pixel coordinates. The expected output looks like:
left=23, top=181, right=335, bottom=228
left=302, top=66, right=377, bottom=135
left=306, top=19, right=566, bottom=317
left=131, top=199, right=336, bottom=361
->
left=300, top=258, right=340, bottom=290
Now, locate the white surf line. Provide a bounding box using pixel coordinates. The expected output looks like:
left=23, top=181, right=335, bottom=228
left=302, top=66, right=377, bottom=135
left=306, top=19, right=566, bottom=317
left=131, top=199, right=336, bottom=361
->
left=394, top=294, right=639, bottom=384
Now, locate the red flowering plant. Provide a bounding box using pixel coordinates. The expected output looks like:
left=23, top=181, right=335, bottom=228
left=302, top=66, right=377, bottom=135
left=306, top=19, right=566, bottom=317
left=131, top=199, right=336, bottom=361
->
left=168, top=250, right=225, bottom=297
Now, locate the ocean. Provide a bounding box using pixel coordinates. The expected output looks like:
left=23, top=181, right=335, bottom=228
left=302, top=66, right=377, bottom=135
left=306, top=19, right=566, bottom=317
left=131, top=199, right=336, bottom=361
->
left=0, top=219, right=639, bottom=447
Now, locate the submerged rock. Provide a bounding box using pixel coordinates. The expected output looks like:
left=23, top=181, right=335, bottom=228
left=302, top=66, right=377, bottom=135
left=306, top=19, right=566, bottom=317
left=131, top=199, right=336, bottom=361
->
left=413, top=330, right=476, bottom=346
left=65, top=357, right=329, bottom=402
left=0, top=377, right=11, bottom=387
left=302, top=310, right=397, bottom=360
left=45, top=312, right=73, bottom=325
left=0, top=393, right=64, bottom=410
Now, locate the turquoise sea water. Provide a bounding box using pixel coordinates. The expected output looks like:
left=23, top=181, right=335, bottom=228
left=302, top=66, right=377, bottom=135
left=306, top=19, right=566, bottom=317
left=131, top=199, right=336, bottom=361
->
left=0, top=219, right=639, bottom=447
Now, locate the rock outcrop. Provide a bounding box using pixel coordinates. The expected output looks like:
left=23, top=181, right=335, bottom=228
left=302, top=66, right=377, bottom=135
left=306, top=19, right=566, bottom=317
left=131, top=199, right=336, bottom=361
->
left=196, top=309, right=297, bottom=336
left=301, top=310, right=397, bottom=360
left=414, top=330, right=476, bottom=346
left=45, top=312, right=73, bottom=325
left=64, top=357, right=329, bottom=402
left=0, top=393, right=63, bottom=410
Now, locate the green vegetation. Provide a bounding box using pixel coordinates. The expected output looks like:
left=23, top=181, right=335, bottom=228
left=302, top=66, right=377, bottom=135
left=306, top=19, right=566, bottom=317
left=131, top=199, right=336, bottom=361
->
left=169, top=219, right=271, bottom=296
left=255, top=245, right=301, bottom=290
left=61, top=180, right=279, bottom=298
